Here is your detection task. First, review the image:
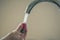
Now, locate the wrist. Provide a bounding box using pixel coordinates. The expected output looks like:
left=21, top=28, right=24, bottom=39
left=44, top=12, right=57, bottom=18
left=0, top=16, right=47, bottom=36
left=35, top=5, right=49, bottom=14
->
left=2, top=32, right=14, bottom=40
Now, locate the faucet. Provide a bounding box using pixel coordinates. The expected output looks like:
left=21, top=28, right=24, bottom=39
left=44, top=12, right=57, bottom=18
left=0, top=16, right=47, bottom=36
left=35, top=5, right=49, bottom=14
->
left=26, top=0, right=60, bottom=14
left=23, top=0, right=60, bottom=23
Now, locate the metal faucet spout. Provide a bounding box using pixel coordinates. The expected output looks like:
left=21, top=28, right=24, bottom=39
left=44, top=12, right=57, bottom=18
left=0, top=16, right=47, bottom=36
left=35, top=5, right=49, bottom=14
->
left=26, top=0, right=60, bottom=14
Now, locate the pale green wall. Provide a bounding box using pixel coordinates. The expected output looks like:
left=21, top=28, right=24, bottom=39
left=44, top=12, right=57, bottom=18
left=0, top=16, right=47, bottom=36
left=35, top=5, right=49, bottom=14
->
left=0, top=0, right=60, bottom=40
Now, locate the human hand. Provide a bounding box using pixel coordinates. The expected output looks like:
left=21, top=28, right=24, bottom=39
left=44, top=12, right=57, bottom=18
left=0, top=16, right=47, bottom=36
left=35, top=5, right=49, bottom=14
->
left=2, top=23, right=27, bottom=40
